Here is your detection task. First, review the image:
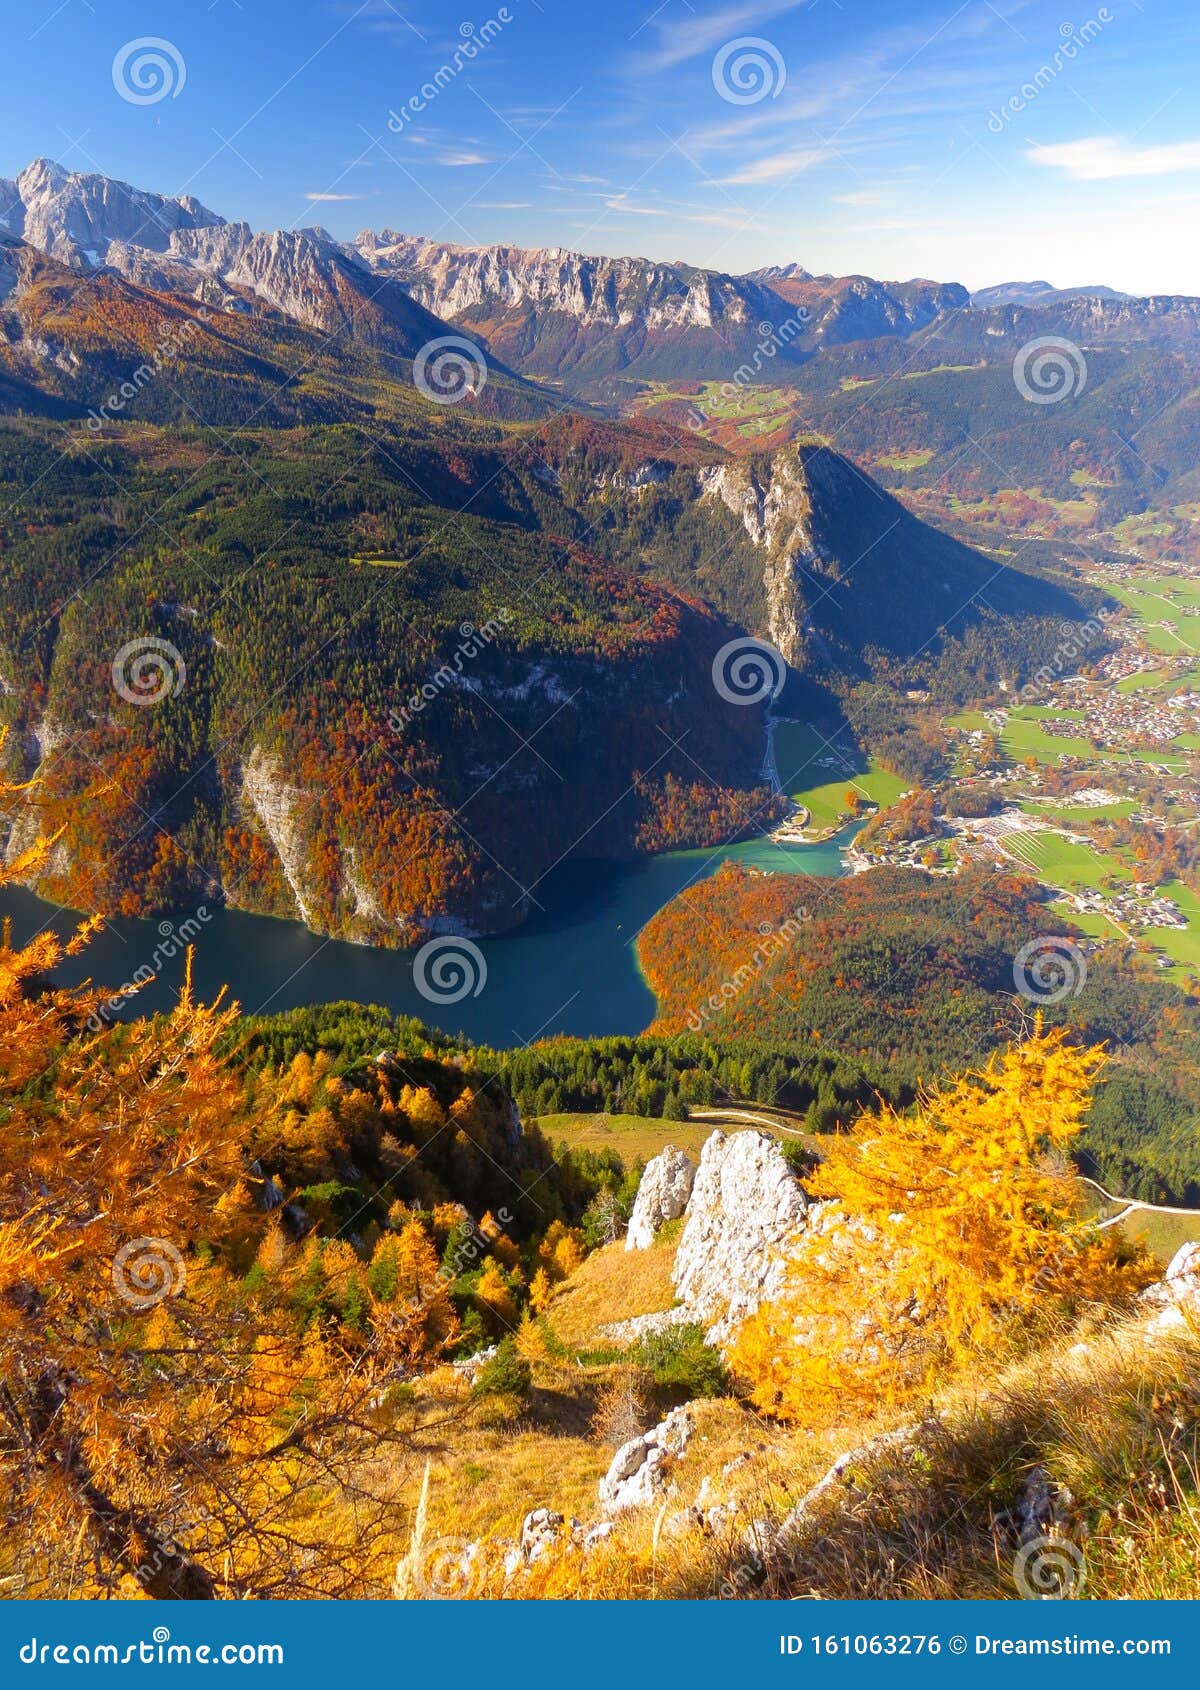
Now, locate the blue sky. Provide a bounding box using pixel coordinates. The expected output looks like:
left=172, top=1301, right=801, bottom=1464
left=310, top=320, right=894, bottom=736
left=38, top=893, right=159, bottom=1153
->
left=5, top=0, right=1198, bottom=292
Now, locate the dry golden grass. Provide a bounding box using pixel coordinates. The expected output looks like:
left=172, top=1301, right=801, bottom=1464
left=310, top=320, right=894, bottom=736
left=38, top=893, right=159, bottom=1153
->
left=537, top=1111, right=719, bottom=1166
left=543, top=1236, right=679, bottom=1347
left=759, top=1321, right=1200, bottom=1600
left=431, top=1313, right=1200, bottom=1601
left=406, top=1421, right=607, bottom=1542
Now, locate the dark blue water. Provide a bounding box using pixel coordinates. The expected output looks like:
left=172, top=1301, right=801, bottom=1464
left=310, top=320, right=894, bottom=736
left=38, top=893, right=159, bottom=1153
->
left=0, top=829, right=850, bottom=1046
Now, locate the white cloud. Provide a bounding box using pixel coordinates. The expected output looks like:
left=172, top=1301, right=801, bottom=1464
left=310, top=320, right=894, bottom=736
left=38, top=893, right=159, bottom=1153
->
left=306, top=191, right=365, bottom=202
left=719, top=146, right=827, bottom=184
left=598, top=194, right=757, bottom=231
left=633, top=0, right=810, bottom=73
left=1027, top=136, right=1200, bottom=180
left=435, top=150, right=492, bottom=166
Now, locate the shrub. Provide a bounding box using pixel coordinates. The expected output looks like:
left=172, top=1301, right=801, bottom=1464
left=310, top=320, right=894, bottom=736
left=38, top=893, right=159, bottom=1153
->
left=631, top=1321, right=729, bottom=1403
left=471, top=1337, right=533, bottom=1402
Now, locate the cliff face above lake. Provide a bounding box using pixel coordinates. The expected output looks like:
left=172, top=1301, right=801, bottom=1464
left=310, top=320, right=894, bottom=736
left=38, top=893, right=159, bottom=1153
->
left=0, top=212, right=1090, bottom=947
left=0, top=539, right=774, bottom=943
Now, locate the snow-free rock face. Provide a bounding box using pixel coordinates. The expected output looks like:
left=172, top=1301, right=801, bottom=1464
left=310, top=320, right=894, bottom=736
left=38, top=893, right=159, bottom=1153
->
left=5, top=159, right=221, bottom=267
left=625, top=1145, right=695, bottom=1250
left=1142, top=1239, right=1200, bottom=1334
left=103, top=223, right=458, bottom=357
left=351, top=233, right=974, bottom=384
left=698, top=452, right=827, bottom=667
left=672, top=1131, right=809, bottom=1343
left=598, top=1405, right=694, bottom=1514
left=353, top=234, right=765, bottom=334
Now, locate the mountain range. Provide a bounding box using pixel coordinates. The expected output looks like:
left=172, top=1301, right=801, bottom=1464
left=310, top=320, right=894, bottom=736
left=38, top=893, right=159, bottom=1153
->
left=0, top=159, right=969, bottom=379
left=6, top=160, right=1199, bottom=565
left=970, top=279, right=1132, bottom=308
left=0, top=158, right=1143, bottom=939
left=7, top=157, right=1182, bottom=399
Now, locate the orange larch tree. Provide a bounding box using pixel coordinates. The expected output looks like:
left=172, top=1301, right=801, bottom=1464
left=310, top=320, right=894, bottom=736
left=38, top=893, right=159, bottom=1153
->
left=730, top=1023, right=1152, bottom=1427
left=0, top=774, right=422, bottom=1599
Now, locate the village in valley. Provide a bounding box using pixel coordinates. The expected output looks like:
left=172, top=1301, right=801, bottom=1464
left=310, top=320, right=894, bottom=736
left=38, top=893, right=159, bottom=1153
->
left=769, top=569, right=1200, bottom=984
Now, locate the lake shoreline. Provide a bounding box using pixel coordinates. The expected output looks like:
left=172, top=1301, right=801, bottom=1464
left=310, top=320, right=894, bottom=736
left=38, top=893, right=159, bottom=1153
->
left=0, top=829, right=855, bottom=1049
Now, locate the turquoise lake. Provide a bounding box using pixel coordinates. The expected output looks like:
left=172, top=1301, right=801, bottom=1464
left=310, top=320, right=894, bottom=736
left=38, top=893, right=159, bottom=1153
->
left=0, top=828, right=851, bottom=1047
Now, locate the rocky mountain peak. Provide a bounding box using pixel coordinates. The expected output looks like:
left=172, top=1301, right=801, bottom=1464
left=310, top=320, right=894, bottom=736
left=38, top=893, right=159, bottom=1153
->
left=16, top=157, right=68, bottom=198
left=748, top=260, right=813, bottom=283
left=3, top=157, right=223, bottom=268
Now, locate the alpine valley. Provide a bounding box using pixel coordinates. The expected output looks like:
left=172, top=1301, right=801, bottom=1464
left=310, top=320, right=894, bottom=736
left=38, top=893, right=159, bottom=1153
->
left=0, top=158, right=1119, bottom=943
left=5, top=131, right=1200, bottom=1611
left=5, top=154, right=1200, bottom=1202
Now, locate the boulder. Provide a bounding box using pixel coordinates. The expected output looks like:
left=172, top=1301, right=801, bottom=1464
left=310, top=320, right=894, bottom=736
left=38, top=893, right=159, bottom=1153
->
left=671, top=1131, right=809, bottom=1342
left=519, top=1508, right=565, bottom=1564
left=450, top=1343, right=498, bottom=1385
left=1142, top=1239, right=1200, bottom=1334
left=625, top=1145, right=695, bottom=1250
left=599, top=1308, right=690, bottom=1345
left=598, top=1405, right=694, bottom=1514
left=1165, top=1239, right=1200, bottom=1292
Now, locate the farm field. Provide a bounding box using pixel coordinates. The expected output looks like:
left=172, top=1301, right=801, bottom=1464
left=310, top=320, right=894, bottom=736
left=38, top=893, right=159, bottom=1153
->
left=1000, top=708, right=1096, bottom=764
left=1146, top=881, right=1200, bottom=970
left=1018, top=797, right=1139, bottom=825
left=1049, top=901, right=1123, bottom=941
left=1115, top=667, right=1175, bottom=693
left=1108, top=576, right=1200, bottom=654
left=1002, top=829, right=1131, bottom=891
left=871, top=448, right=935, bottom=471
left=997, top=705, right=1190, bottom=774
left=629, top=380, right=803, bottom=443
left=772, top=720, right=908, bottom=830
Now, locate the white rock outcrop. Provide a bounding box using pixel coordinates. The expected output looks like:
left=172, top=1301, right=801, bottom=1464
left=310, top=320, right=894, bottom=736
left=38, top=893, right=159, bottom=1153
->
left=1142, top=1239, right=1200, bottom=1333
left=240, top=746, right=316, bottom=925
left=598, top=1405, right=694, bottom=1514
left=625, top=1145, right=696, bottom=1250
left=672, top=1130, right=810, bottom=1343
left=600, top=1308, right=690, bottom=1345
